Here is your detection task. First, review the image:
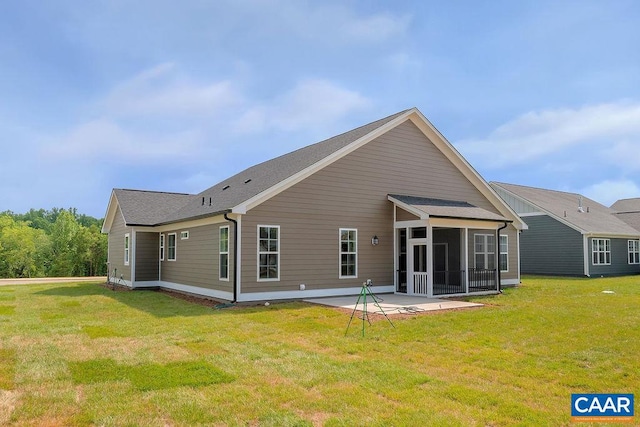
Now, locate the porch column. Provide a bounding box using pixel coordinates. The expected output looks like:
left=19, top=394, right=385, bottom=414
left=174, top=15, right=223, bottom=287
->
left=426, top=220, right=433, bottom=297
left=463, top=228, right=469, bottom=294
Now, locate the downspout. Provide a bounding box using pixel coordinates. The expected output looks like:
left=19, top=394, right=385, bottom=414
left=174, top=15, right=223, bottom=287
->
left=224, top=213, right=238, bottom=303
left=496, top=222, right=509, bottom=293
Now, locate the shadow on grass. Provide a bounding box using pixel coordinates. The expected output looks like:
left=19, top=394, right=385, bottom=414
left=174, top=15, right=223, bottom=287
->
left=34, top=283, right=316, bottom=319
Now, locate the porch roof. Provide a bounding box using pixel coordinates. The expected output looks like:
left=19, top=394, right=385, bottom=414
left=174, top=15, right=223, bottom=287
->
left=389, top=194, right=511, bottom=223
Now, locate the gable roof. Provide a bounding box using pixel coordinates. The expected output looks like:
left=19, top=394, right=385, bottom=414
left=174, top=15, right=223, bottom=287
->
left=103, top=108, right=527, bottom=231
left=102, top=189, right=192, bottom=233
left=388, top=194, right=510, bottom=222
left=611, top=198, right=640, bottom=213
left=491, top=182, right=640, bottom=237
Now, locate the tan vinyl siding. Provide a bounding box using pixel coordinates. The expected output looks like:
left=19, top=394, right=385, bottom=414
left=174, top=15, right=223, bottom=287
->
left=107, top=206, right=131, bottom=281
left=160, top=223, right=233, bottom=292
left=396, top=207, right=420, bottom=221
left=135, top=232, right=159, bottom=281
left=241, top=120, right=507, bottom=293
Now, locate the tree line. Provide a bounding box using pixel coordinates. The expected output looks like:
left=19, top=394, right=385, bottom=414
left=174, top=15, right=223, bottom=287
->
left=0, top=208, right=107, bottom=278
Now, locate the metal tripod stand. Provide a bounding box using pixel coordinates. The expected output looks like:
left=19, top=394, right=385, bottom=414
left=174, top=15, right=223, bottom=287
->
left=345, top=280, right=394, bottom=336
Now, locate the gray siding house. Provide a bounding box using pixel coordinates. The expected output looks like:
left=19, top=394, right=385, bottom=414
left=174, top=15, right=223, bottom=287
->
left=491, top=182, right=640, bottom=277
left=102, top=108, right=527, bottom=302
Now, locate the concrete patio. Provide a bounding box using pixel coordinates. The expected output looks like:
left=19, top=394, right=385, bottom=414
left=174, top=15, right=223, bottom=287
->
left=304, top=293, right=483, bottom=315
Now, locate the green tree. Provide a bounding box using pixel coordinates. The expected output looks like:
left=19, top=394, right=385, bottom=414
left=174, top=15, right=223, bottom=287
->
left=0, top=215, right=49, bottom=277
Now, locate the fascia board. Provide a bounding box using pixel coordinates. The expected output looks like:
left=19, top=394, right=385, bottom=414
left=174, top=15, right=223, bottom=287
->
left=408, top=112, right=528, bottom=231
left=101, top=191, right=121, bottom=234
left=232, top=109, right=417, bottom=215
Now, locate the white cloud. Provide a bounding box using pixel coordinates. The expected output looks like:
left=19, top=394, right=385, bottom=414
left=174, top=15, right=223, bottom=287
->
left=456, top=101, right=640, bottom=168
left=233, top=78, right=372, bottom=133
left=104, top=63, right=243, bottom=118
left=581, top=179, right=640, bottom=207
left=343, top=12, right=411, bottom=42
left=41, top=118, right=204, bottom=164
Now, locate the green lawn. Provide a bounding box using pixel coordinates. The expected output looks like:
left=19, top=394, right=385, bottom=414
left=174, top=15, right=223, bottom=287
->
left=0, top=276, right=638, bottom=426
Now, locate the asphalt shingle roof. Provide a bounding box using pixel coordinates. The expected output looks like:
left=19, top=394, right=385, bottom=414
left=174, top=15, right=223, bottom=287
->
left=114, top=109, right=411, bottom=226
left=611, top=198, right=640, bottom=213
left=389, top=194, right=510, bottom=222
left=492, top=182, right=640, bottom=236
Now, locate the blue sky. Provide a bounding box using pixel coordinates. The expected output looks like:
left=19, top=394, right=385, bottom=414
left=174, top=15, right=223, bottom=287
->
left=1, top=0, right=639, bottom=218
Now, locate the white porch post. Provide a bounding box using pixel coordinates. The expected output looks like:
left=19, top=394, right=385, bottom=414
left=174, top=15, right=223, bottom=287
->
left=407, top=227, right=414, bottom=295
left=426, top=220, right=433, bottom=297
left=463, top=228, right=469, bottom=294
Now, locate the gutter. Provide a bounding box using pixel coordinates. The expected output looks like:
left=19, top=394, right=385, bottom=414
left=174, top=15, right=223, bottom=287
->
left=496, top=221, right=509, bottom=293
left=224, top=213, right=239, bottom=303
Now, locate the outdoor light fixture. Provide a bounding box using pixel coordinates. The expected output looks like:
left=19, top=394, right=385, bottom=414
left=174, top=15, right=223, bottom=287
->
left=371, top=235, right=379, bottom=246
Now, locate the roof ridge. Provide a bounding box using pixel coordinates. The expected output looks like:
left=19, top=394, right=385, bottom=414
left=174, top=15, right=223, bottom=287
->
left=492, top=181, right=584, bottom=198
left=116, top=188, right=192, bottom=196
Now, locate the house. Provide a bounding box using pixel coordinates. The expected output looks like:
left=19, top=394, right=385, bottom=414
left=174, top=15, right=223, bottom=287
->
left=491, top=182, right=640, bottom=277
left=102, top=108, right=527, bottom=302
left=611, top=198, right=640, bottom=233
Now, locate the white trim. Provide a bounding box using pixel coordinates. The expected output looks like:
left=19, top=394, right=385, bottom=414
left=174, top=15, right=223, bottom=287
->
left=519, top=212, right=546, bottom=217
left=339, top=228, right=358, bottom=279
left=124, top=233, right=130, bottom=266
left=394, top=220, right=428, bottom=229
left=238, top=285, right=395, bottom=302
left=155, top=281, right=234, bottom=301
left=167, top=232, right=177, bottom=261
left=473, top=234, right=496, bottom=270
left=130, top=231, right=136, bottom=283
left=159, top=233, right=165, bottom=261
left=180, top=230, right=189, bottom=240
left=628, top=239, right=640, bottom=264
left=257, top=225, right=280, bottom=282
left=134, top=214, right=230, bottom=233
left=499, top=234, right=509, bottom=273
left=501, top=278, right=520, bottom=286
left=583, top=235, right=590, bottom=276
left=429, top=217, right=507, bottom=229
left=516, top=230, right=521, bottom=283
left=236, top=215, right=242, bottom=300
left=219, top=225, right=230, bottom=281
left=591, top=238, right=611, bottom=265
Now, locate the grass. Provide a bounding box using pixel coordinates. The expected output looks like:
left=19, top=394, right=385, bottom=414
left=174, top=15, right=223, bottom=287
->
left=0, top=276, right=638, bottom=426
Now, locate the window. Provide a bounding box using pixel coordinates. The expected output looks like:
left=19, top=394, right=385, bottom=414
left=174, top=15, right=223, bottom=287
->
left=220, top=226, right=229, bottom=280
left=258, top=226, right=279, bottom=281
left=474, top=234, right=495, bottom=270
left=159, top=234, right=165, bottom=261
left=167, top=233, right=177, bottom=261
left=592, top=238, right=611, bottom=265
left=124, top=233, right=130, bottom=266
left=628, top=240, right=640, bottom=264
left=499, top=235, right=508, bottom=272
left=180, top=231, right=189, bottom=240
left=340, top=228, right=357, bottom=278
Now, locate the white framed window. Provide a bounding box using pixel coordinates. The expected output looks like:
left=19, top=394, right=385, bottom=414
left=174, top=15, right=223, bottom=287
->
left=180, top=231, right=189, bottom=240
left=499, top=235, right=508, bottom=272
left=167, top=233, right=177, bottom=261
left=159, top=234, right=165, bottom=261
left=124, top=233, right=130, bottom=266
left=258, top=225, right=279, bottom=281
left=220, top=226, right=229, bottom=281
left=592, top=238, right=611, bottom=265
left=474, top=234, right=496, bottom=270
left=628, top=240, right=639, bottom=264
left=339, top=228, right=357, bottom=278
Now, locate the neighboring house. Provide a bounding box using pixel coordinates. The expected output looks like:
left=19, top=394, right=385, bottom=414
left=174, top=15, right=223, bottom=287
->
left=491, top=182, right=640, bottom=277
left=611, top=198, right=640, bottom=233
left=102, top=108, right=527, bottom=302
